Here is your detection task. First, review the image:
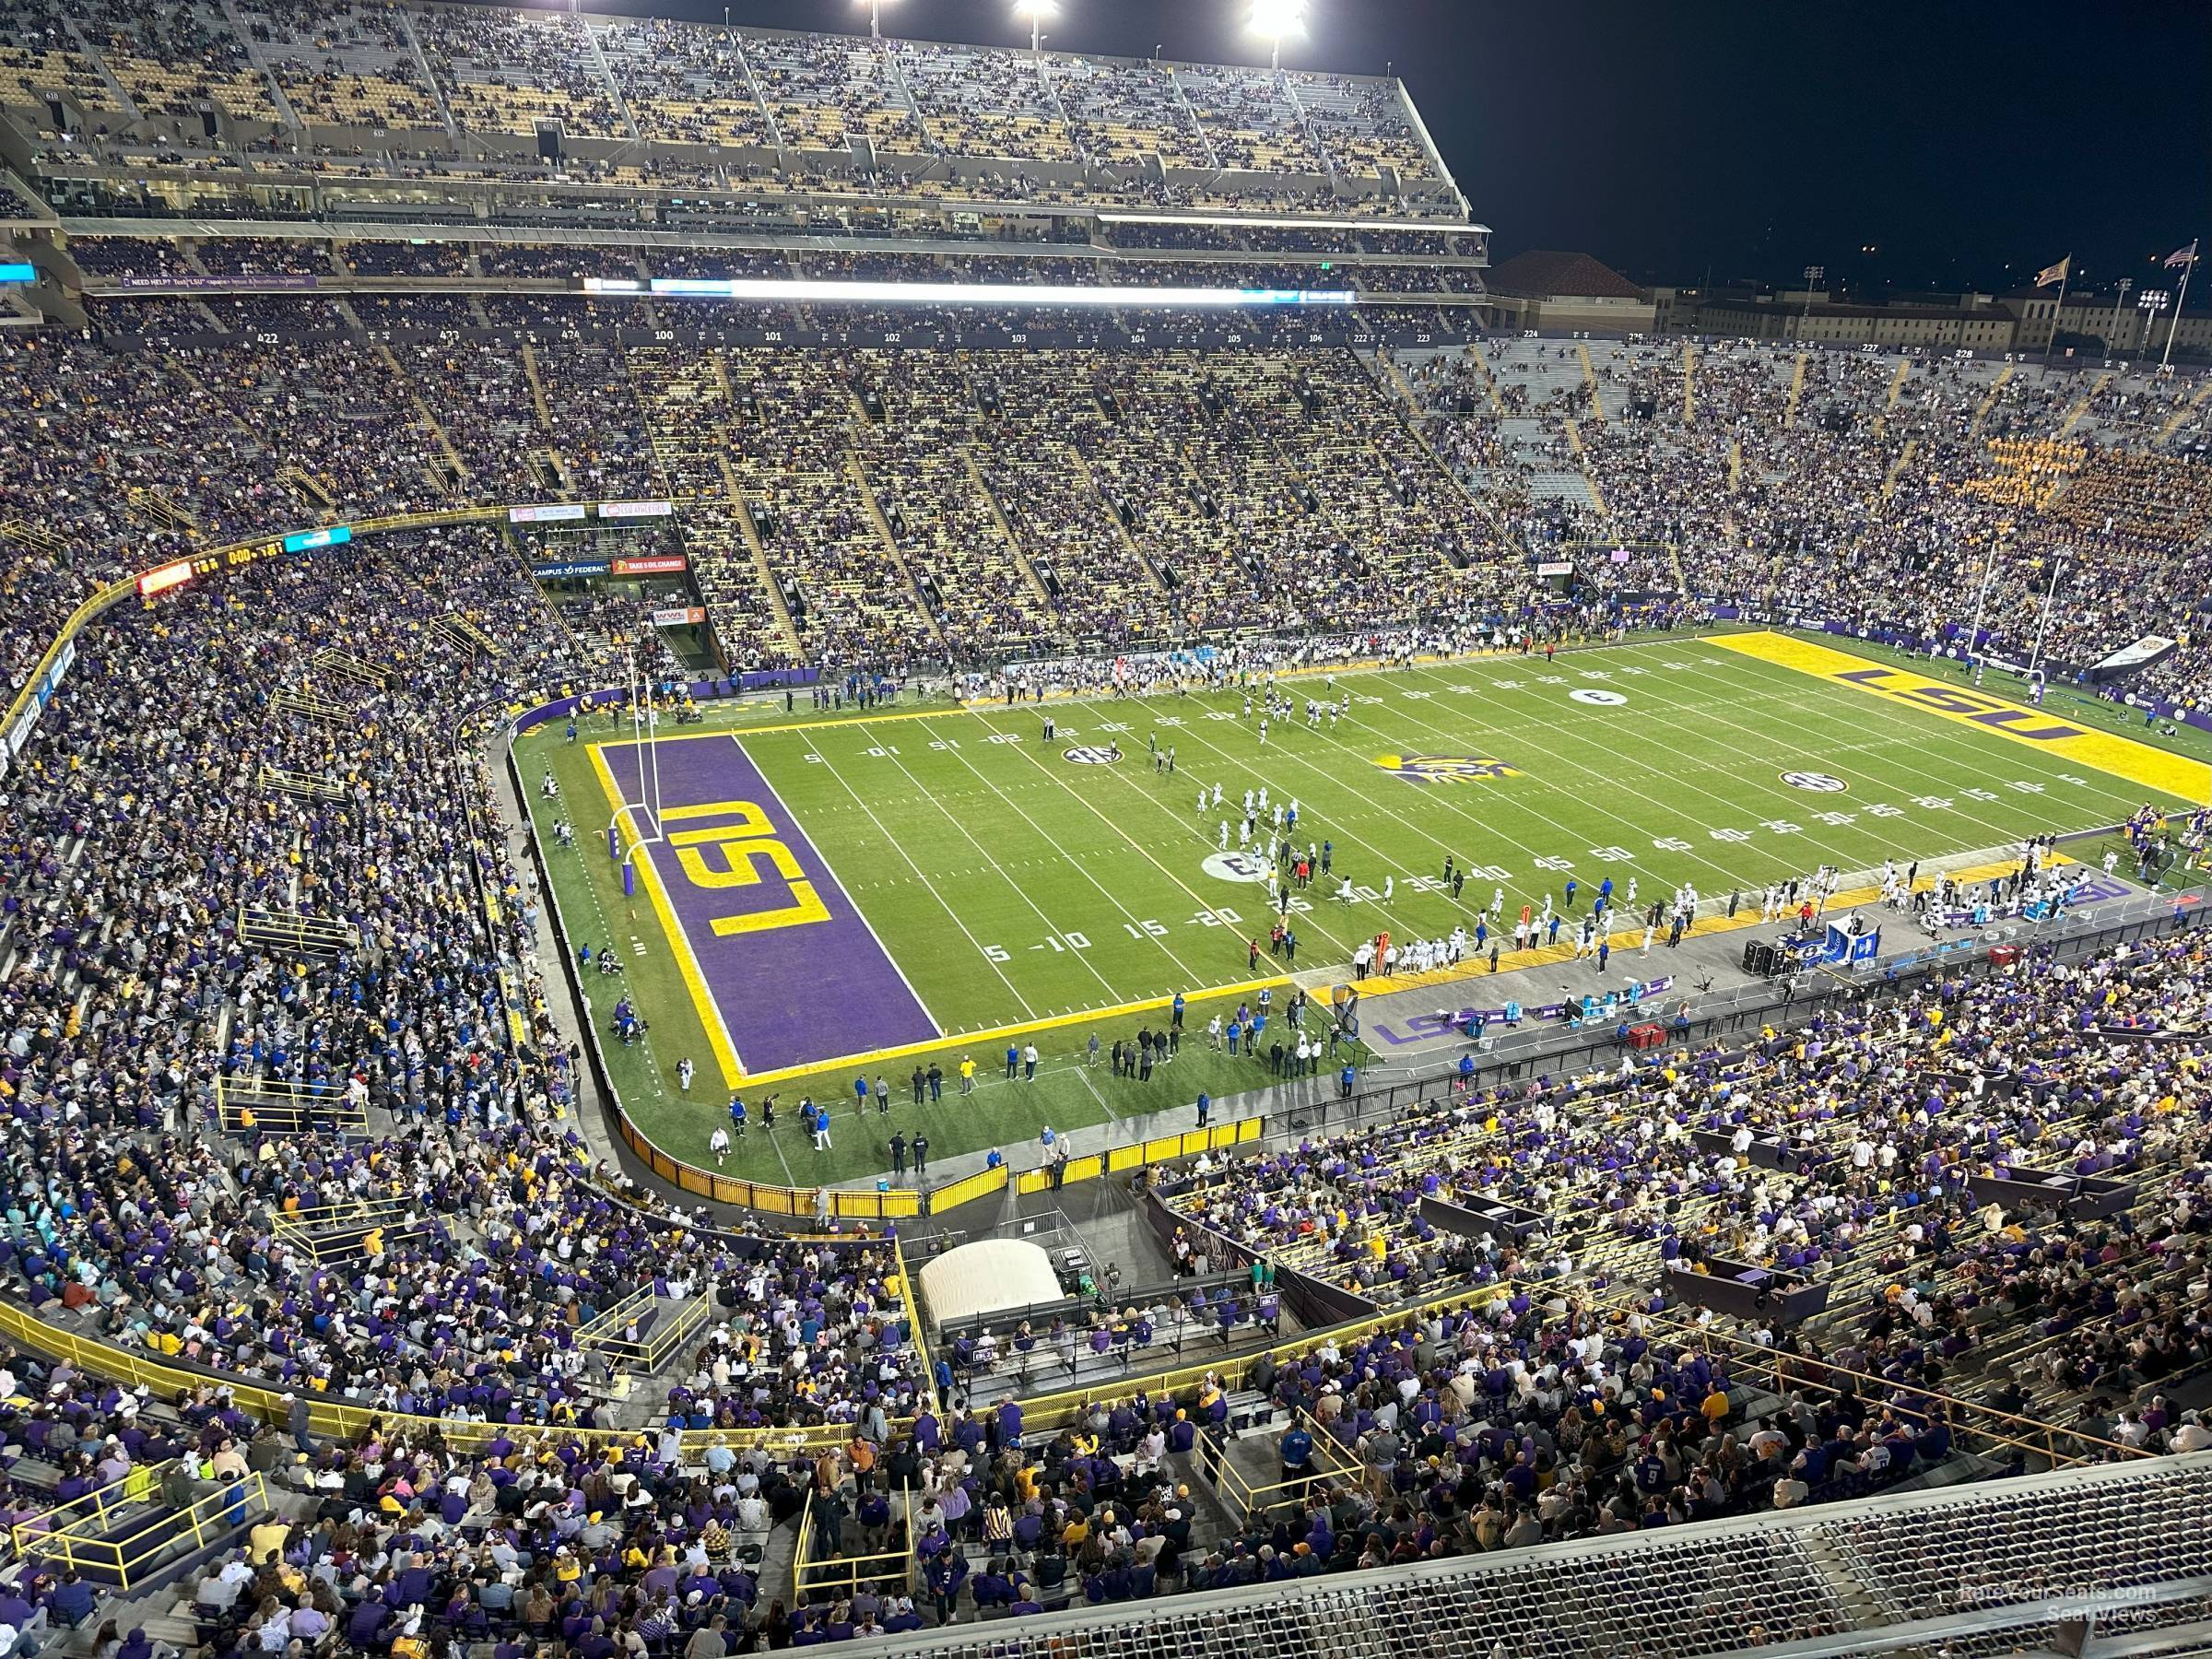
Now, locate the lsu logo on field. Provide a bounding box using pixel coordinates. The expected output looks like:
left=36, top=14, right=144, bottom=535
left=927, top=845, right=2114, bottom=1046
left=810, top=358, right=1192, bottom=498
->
left=1374, top=753, right=1519, bottom=784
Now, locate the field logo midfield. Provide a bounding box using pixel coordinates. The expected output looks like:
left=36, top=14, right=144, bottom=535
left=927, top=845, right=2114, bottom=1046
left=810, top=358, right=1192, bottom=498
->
left=1373, top=753, right=1520, bottom=784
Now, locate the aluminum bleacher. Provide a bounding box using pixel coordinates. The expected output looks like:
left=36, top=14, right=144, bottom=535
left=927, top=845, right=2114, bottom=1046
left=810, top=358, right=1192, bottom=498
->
left=809, top=1460, right=2212, bottom=1659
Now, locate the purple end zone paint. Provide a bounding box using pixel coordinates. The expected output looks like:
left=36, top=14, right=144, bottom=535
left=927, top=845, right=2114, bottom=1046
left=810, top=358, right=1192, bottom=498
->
left=601, top=735, right=937, bottom=1073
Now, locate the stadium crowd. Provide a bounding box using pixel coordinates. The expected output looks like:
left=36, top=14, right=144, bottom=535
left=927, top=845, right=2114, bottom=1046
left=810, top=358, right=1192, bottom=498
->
left=0, top=244, right=2206, bottom=1651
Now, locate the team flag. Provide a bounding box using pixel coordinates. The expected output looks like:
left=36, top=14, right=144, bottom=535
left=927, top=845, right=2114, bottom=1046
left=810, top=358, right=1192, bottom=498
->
left=2034, top=255, right=2070, bottom=288
left=2165, top=241, right=2199, bottom=269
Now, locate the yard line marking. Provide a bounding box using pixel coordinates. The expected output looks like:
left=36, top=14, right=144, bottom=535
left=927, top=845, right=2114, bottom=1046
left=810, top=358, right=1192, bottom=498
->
left=1072, top=1061, right=1122, bottom=1124
left=957, top=707, right=1268, bottom=982
left=717, top=971, right=1294, bottom=1088
left=1283, top=671, right=1747, bottom=899
left=788, top=729, right=1045, bottom=1021
left=804, top=720, right=1165, bottom=1002
left=1384, top=661, right=1872, bottom=888
left=1643, top=643, right=2144, bottom=847
left=1040, top=695, right=1376, bottom=961
left=1401, top=653, right=1971, bottom=874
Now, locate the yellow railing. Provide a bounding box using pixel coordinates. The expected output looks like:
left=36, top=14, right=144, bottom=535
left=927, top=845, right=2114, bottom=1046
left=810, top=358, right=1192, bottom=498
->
left=794, top=1488, right=914, bottom=1604
left=235, top=905, right=362, bottom=958
left=10, top=1463, right=167, bottom=1553
left=1195, top=1406, right=1362, bottom=1518
left=0, top=1295, right=869, bottom=1456
left=926, top=1165, right=1008, bottom=1212
left=215, top=1075, right=370, bottom=1136
left=267, top=1194, right=429, bottom=1262
left=254, top=762, right=347, bottom=801
left=895, top=1240, right=939, bottom=1415
left=586, top=1292, right=713, bottom=1372
left=267, top=1189, right=442, bottom=1230
left=1015, top=1118, right=1261, bottom=1196
left=574, top=1285, right=655, bottom=1349
left=271, top=688, right=355, bottom=723
left=16, top=1468, right=270, bottom=1592
left=611, top=1101, right=922, bottom=1218
left=1008, top=1278, right=1516, bottom=1438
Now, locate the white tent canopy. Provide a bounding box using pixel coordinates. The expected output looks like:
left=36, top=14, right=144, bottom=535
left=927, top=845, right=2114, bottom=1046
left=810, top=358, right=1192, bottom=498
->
left=917, top=1238, right=1063, bottom=1331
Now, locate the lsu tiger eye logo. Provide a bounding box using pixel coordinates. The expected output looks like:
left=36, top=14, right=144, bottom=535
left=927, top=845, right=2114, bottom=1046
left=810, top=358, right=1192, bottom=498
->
left=1374, top=754, right=1520, bottom=784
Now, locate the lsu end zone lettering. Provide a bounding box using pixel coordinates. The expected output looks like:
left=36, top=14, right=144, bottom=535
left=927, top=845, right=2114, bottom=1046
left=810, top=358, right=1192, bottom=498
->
left=1708, top=631, right=2210, bottom=804
left=591, top=734, right=937, bottom=1080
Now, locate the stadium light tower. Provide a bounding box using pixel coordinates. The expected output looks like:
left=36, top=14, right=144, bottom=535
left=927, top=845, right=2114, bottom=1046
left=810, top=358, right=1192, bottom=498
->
left=2106, top=276, right=2133, bottom=353
left=1014, top=0, right=1055, bottom=53
left=856, top=0, right=899, bottom=38
left=1247, top=0, right=1306, bottom=71
left=1799, top=265, right=1824, bottom=337
left=2138, top=288, right=2171, bottom=354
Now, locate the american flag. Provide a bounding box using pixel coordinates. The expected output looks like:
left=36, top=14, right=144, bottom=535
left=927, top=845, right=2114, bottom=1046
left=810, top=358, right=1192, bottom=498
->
left=2165, top=241, right=2199, bottom=269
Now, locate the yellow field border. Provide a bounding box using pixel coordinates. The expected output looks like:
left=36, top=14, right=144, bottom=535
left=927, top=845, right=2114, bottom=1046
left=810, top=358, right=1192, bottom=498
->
left=1705, top=631, right=2209, bottom=805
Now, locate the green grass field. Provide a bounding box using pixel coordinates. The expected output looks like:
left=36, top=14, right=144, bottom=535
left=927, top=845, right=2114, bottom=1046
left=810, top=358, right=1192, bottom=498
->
left=518, top=629, right=2204, bottom=1187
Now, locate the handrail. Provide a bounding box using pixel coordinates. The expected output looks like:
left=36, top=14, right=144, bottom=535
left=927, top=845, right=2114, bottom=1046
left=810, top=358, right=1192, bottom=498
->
left=589, top=1292, right=714, bottom=1373
left=9, top=1463, right=166, bottom=1554
left=265, top=1191, right=425, bottom=1230
left=1201, top=1406, right=1361, bottom=1519
left=573, top=1284, right=658, bottom=1348
left=794, top=1487, right=915, bottom=1603
left=15, top=1467, right=270, bottom=1593
left=1657, top=1309, right=2154, bottom=1469
left=0, top=1298, right=879, bottom=1457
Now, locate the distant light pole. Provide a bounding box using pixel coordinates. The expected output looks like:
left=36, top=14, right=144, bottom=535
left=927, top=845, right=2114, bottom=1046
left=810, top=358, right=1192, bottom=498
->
left=856, top=0, right=900, bottom=38
left=1014, top=0, right=1056, bottom=53
left=1799, top=265, right=1824, bottom=338
left=1247, top=0, right=1307, bottom=72
left=2106, top=277, right=2133, bottom=354
left=2139, top=288, right=2171, bottom=354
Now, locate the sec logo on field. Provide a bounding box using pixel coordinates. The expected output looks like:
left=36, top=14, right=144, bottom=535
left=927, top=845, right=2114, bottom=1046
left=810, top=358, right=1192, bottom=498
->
left=1063, top=746, right=1121, bottom=765
left=1202, top=852, right=1271, bottom=884
left=1781, top=771, right=1849, bottom=792
left=1373, top=753, right=1520, bottom=784
left=1569, top=688, right=1629, bottom=706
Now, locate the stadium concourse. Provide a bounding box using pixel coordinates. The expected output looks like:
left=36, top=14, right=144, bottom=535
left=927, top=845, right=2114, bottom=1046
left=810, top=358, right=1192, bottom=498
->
left=0, top=3, right=2209, bottom=1657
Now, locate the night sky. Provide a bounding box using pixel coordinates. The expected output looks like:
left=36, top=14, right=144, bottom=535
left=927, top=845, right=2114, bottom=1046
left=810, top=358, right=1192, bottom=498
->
left=589, top=0, right=2212, bottom=298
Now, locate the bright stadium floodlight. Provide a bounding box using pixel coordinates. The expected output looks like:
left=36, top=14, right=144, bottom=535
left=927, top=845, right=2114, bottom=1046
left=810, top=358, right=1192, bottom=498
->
left=855, top=0, right=899, bottom=39
left=1014, top=0, right=1056, bottom=53
left=1247, top=0, right=1307, bottom=70
left=2138, top=288, right=2171, bottom=355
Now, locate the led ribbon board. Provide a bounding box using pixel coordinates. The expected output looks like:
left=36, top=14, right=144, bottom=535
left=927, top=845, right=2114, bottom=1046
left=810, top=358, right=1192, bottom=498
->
left=582, top=276, right=1357, bottom=308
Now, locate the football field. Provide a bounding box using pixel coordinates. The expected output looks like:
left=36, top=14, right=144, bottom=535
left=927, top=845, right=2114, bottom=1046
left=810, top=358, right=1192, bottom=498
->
left=520, top=629, right=2206, bottom=1184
